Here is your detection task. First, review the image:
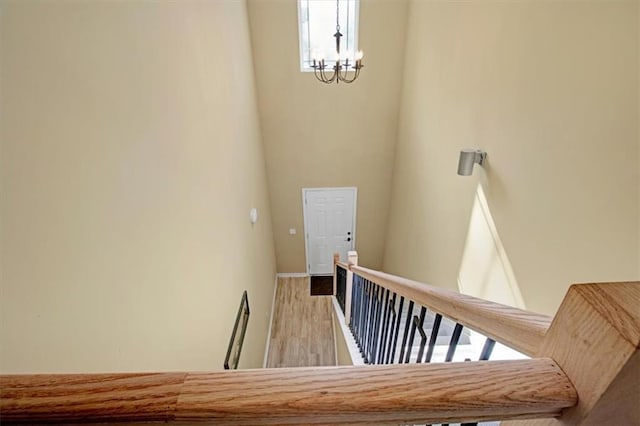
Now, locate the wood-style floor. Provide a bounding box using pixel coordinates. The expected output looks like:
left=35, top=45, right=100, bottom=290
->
left=266, top=276, right=336, bottom=368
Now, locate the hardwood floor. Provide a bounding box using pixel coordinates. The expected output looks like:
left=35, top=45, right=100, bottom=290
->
left=266, top=276, right=336, bottom=368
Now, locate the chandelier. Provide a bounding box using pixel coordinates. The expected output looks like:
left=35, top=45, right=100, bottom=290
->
left=311, top=0, right=364, bottom=84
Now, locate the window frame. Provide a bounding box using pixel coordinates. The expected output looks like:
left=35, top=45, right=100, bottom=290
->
left=297, top=0, right=360, bottom=72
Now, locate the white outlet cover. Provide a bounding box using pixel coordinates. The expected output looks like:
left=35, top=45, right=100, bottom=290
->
left=250, top=208, right=258, bottom=224
left=289, top=228, right=297, bottom=235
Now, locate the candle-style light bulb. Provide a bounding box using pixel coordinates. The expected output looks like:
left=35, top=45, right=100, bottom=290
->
left=356, top=50, right=364, bottom=60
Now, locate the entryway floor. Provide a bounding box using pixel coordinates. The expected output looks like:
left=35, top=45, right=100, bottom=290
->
left=265, top=276, right=336, bottom=368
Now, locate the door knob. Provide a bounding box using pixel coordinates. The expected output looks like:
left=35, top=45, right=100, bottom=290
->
left=346, top=237, right=351, bottom=242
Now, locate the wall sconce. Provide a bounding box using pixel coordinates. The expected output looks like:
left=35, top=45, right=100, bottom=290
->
left=457, top=149, right=487, bottom=176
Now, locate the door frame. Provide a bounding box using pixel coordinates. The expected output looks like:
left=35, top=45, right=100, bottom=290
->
left=302, top=187, right=358, bottom=276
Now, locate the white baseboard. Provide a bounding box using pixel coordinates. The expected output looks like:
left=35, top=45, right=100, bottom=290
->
left=331, top=297, right=365, bottom=366
left=276, top=272, right=309, bottom=278
left=263, top=274, right=279, bottom=368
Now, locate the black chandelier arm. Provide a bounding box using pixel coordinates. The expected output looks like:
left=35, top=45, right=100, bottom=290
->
left=324, top=64, right=339, bottom=83
left=315, top=63, right=338, bottom=84
left=315, top=68, right=333, bottom=84
left=313, top=68, right=332, bottom=84
left=312, top=60, right=338, bottom=84
left=312, top=60, right=364, bottom=84
left=338, top=66, right=361, bottom=84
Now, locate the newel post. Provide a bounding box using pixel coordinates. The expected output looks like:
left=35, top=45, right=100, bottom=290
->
left=345, top=251, right=358, bottom=325
left=503, top=282, right=640, bottom=426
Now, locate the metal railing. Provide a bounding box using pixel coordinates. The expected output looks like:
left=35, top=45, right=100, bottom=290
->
left=348, top=273, right=498, bottom=426
left=333, top=253, right=555, bottom=426
left=223, top=290, right=250, bottom=370
left=336, top=263, right=347, bottom=314
left=350, top=273, right=495, bottom=366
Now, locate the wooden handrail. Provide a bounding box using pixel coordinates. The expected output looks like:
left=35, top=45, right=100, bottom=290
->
left=503, top=282, right=640, bottom=425
left=350, top=265, right=552, bottom=356
left=0, top=358, right=576, bottom=425
left=336, top=261, right=350, bottom=270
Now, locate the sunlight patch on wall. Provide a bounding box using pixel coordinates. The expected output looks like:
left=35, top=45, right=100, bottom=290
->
left=458, top=185, right=526, bottom=309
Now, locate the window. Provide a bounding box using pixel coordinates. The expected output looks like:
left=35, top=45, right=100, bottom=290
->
left=298, top=0, right=359, bottom=72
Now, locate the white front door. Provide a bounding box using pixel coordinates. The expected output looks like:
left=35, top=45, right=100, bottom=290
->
left=303, top=187, right=357, bottom=275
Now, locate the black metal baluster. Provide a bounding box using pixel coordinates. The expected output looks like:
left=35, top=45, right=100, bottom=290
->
left=379, top=291, right=394, bottom=363
left=378, top=289, right=391, bottom=363
left=414, top=308, right=428, bottom=363
left=404, top=306, right=426, bottom=363
left=356, top=276, right=363, bottom=335
left=361, top=280, right=370, bottom=360
left=359, top=279, right=368, bottom=358
left=375, top=286, right=386, bottom=364
left=442, top=323, right=463, bottom=426
left=352, top=277, right=360, bottom=350
left=385, top=301, right=397, bottom=363
left=352, top=276, right=360, bottom=347
left=389, top=296, right=404, bottom=363
left=404, top=314, right=418, bottom=363
left=457, top=330, right=486, bottom=426
left=479, top=338, right=496, bottom=361
left=373, top=284, right=383, bottom=363
left=424, top=313, right=442, bottom=363
left=398, top=300, right=414, bottom=363
left=376, top=289, right=390, bottom=363
left=359, top=278, right=368, bottom=353
left=345, top=274, right=356, bottom=334
left=367, top=284, right=380, bottom=364
left=366, top=283, right=379, bottom=364
left=336, top=266, right=347, bottom=313
left=349, top=276, right=356, bottom=332
left=361, top=280, right=371, bottom=362
left=445, top=323, right=464, bottom=362
left=360, top=279, right=370, bottom=360
left=353, top=275, right=364, bottom=351
left=373, top=285, right=384, bottom=364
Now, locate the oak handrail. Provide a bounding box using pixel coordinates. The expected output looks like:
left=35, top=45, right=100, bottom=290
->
left=350, top=265, right=552, bottom=356
left=336, top=260, right=350, bottom=270
left=0, top=359, right=576, bottom=425
left=503, top=282, right=640, bottom=425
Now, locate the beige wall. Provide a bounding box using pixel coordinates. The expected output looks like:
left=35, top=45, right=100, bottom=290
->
left=383, top=0, right=639, bottom=315
left=0, top=0, right=276, bottom=372
left=247, top=0, right=407, bottom=272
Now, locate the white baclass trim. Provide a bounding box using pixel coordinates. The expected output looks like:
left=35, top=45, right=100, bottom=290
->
left=262, top=274, right=280, bottom=368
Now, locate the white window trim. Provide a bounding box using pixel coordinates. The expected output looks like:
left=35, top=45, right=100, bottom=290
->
left=297, top=0, right=360, bottom=73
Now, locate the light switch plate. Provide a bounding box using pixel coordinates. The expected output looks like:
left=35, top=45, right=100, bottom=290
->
left=289, top=228, right=297, bottom=235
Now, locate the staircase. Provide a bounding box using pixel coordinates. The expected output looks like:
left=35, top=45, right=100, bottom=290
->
left=1, top=252, right=638, bottom=425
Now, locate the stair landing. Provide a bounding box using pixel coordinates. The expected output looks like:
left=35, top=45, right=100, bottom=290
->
left=265, top=276, right=336, bottom=368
